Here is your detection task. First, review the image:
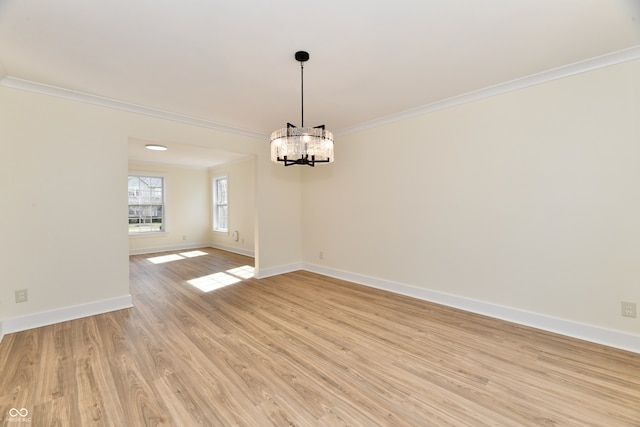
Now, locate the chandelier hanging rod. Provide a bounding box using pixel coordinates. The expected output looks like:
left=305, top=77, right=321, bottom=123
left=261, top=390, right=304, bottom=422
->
left=299, top=53, right=305, bottom=127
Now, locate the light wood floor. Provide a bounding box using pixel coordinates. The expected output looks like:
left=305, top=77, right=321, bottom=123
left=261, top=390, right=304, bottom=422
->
left=1, top=248, right=639, bottom=426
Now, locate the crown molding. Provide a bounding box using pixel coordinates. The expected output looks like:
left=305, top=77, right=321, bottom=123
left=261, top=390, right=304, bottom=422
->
left=335, top=45, right=640, bottom=136
left=0, top=77, right=268, bottom=140
left=2, top=45, right=639, bottom=139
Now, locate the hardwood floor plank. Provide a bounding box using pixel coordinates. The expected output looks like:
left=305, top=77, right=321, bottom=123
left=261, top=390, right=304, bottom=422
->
left=33, top=323, right=74, bottom=404
left=34, top=395, right=72, bottom=427
left=0, top=329, right=39, bottom=414
left=153, top=373, right=225, bottom=426
left=204, top=288, right=412, bottom=424
left=94, top=311, right=173, bottom=426
left=68, top=316, right=127, bottom=426
left=1, top=247, right=639, bottom=426
left=128, top=296, right=282, bottom=425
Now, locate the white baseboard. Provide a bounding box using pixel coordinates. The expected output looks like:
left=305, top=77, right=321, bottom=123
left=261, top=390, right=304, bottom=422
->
left=255, top=262, right=302, bottom=279
left=130, top=242, right=255, bottom=258
left=302, top=263, right=640, bottom=354
left=3, top=263, right=634, bottom=354
left=208, top=242, right=255, bottom=258
left=0, top=295, right=133, bottom=336
left=129, top=242, right=211, bottom=255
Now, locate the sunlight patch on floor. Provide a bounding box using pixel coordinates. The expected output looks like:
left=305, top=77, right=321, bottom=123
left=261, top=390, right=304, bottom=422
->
left=187, top=265, right=255, bottom=292
left=227, top=265, right=255, bottom=279
left=180, top=250, right=208, bottom=258
left=188, top=272, right=241, bottom=292
left=147, top=254, right=184, bottom=264
left=147, top=250, right=208, bottom=264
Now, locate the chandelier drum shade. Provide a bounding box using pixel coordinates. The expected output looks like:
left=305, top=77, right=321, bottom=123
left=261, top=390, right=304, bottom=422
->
left=270, top=51, right=334, bottom=167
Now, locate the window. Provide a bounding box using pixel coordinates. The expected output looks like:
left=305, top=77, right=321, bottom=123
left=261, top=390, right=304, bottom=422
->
left=128, top=175, right=165, bottom=234
left=213, top=176, right=228, bottom=232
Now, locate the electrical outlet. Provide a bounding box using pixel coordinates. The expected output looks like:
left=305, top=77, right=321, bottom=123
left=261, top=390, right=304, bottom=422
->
left=621, top=301, right=637, bottom=318
left=319, top=251, right=324, bottom=260
left=15, top=288, right=28, bottom=303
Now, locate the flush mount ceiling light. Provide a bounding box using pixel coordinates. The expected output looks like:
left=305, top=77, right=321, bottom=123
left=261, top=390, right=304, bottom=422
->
left=145, top=144, right=167, bottom=151
left=270, top=51, right=334, bottom=167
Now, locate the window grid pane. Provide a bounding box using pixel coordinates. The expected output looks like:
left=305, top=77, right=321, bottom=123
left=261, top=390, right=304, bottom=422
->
left=129, top=175, right=164, bottom=234
left=214, top=177, right=228, bottom=232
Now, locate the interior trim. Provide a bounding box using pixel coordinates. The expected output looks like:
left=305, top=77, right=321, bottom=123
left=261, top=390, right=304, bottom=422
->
left=1, top=46, right=638, bottom=138
left=2, top=262, right=636, bottom=354
left=335, top=45, right=640, bottom=136
left=208, top=243, right=255, bottom=258
left=255, top=262, right=303, bottom=279
left=302, top=262, right=640, bottom=354
left=0, top=77, right=267, bottom=139
left=128, top=242, right=214, bottom=256
left=1, top=295, right=133, bottom=336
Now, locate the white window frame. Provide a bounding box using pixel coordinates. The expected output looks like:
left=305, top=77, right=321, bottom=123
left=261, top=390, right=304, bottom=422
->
left=128, top=173, right=166, bottom=235
left=213, top=175, right=228, bottom=232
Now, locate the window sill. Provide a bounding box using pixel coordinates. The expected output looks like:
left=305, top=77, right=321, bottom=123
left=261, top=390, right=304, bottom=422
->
left=129, top=231, right=167, bottom=238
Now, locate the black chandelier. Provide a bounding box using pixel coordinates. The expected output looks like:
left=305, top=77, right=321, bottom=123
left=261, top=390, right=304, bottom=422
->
left=270, top=51, right=334, bottom=167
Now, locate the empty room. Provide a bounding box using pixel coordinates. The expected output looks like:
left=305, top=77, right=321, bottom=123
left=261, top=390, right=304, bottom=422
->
left=1, top=1, right=639, bottom=425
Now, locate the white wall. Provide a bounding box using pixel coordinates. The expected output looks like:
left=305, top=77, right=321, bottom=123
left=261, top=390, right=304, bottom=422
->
left=209, top=157, right=256, bottom=257
left=128, top=161, right=211, bottom=254
left=0, top=85, right=302, bottom=337
left=302, top=59, right=640, bottom=342
left=0, top=87, right=130, bottom=328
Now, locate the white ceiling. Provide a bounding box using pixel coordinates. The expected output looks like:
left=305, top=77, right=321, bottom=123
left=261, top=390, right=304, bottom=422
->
left=128, top=137, right=251, bottom=168
left=1, top=0, right=639, bottom=166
